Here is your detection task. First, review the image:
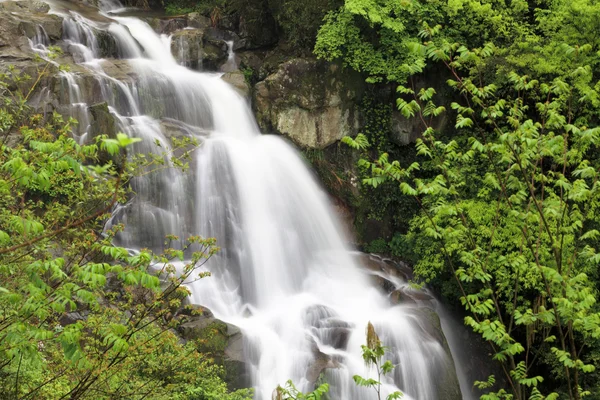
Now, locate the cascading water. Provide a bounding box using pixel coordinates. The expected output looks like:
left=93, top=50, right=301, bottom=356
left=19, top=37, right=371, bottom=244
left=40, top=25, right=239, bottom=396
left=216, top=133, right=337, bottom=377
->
left=33, top=1, right=469, bottom=398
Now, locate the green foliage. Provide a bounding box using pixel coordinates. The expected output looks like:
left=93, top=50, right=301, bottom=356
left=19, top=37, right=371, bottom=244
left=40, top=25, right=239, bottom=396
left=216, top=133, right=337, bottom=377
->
left=274, top=380, right=330, bottom=400
left=345, top=31, right=600, bottom=398
left=240, top=66, right=256, bottom=86
left=365, top=238, right=389, bottom=254
left=315, top=0, right=600, bottom=88
left=328, top=0, right=600, bottom=397
left=360, top=95, right=391, bottom=154
left=266, top=0, right=342, bottom=49
left=352, top=322, right=403, bottom=400
left=314, top=0, right=441, bottom=83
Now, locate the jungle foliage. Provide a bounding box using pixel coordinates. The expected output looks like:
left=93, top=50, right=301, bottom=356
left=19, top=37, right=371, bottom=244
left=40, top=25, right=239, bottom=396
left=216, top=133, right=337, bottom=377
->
left=334, top=0, right=600, bottom=397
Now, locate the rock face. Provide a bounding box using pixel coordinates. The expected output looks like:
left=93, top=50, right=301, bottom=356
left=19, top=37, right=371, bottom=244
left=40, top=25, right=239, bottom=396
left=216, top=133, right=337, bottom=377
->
left=0, top=1, right=61, bottom=70
left=0, top=1, right=63, bottom=46
left=254, top=58, right=364, bottom=149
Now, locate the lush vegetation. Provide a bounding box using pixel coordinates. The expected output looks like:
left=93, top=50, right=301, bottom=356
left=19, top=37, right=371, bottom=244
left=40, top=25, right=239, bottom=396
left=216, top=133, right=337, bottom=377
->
left=0, top=58, right=251, bottom=399
left=5, top=0, right=600, bottom=397
left=327, top=0, right=600, bottom=398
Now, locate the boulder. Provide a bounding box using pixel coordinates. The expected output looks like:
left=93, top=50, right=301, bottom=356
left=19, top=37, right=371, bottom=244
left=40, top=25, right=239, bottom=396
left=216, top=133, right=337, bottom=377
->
left=89, top=102, right=116, bottom=138
left=221, top=70, right=250, bottom=98
left=254, top=58, right=364, bottom=149
left=160, top=17, right=187, bottom=34
left=0, top=1, right=61, bottom=55
left=187, top=12, right=211, bottom=29
left=96, top=30, right=119, bottom=59
left=170, top=28, right=228, bottom=71
left=390, top=287, right=434, bottom=305
left=170, top=29, right=205, bottom=69
left=159, top=117, right=206, bottom=140
left=178, top=307, right=251, bottom=391
left=202, top=38, right=229, bottom=70
left=306, top=336, right=340, bottom=387
left=18, top=15, right=63, bottom=42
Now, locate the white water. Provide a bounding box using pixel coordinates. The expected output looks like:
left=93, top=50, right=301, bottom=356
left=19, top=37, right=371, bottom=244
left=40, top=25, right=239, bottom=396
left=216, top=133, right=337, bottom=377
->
left=35, top=2, right=465, bottom=398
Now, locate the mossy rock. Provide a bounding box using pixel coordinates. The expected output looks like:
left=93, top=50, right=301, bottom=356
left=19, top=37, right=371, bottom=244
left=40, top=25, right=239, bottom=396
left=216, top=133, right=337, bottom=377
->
left=253, top=57, right=365, bottom=149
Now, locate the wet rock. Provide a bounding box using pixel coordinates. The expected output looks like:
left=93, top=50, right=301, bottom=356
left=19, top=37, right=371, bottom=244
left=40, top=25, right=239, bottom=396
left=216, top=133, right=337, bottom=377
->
left=159, top=117, right=206, bottom=140
left=221, top=70, right=250, bottom=98
left=89, top=102, right=116, bottom=138
left=88, top=102, right=126, bottom=169
left=408, top=308, right=463, bottom=400
left=306, top=336, right=340, bottom=387
left=224, top=357, right=251, bottom=391
left=202, top=38, right=228, bottom=70
left=254, top=58, right=364, bottom=149
left=304, top=305, right=353, bottom=352
left=170, top=29, right=228, bottom=71
left=237, top=50, right=263, bottom=75
left=0, top=58, right=58, bottom=106
left=390, top=287, right=435, bottom=305
left=98, top=59, right=137, bottom=82
left=158, top=118, right=204, bottom=157
left=356, top=253, right=412, bottom=281
left=170, top=29, right=204, bottom=69
left=18, top=15, right=63, bottom=42
left=223, top=324, right=251, bottom=390
left=95, top=30, right=119, bottom=59
left=389, top=289, right=417, bottom=305
left=385, top=259, right=414, bottom=281
left=178, top=307, right=251, bottom=391
left=49, top=61, right=133, bottom=110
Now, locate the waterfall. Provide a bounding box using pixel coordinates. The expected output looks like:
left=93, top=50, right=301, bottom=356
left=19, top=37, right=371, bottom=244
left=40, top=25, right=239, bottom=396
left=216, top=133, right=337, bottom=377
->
left=36, top=2, right=466, bottom=399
